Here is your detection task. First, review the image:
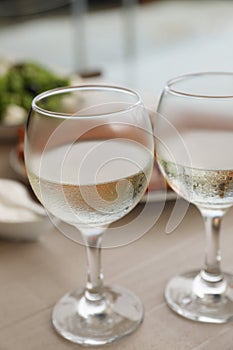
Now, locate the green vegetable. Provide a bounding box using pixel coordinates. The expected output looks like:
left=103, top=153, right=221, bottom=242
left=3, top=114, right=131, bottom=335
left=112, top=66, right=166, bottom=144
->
left=0, top=61, right=70, bottom=122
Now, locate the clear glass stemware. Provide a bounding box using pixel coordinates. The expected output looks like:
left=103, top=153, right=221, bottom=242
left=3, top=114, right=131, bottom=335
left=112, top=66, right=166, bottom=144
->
left=24, top=85, right=154, bottom=345
left=155, top=72, right=233, bottom=323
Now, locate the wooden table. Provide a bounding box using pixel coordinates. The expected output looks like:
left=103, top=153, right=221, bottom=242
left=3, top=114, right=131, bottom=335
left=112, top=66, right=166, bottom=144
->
left=1, top=142, right=233, bottom=350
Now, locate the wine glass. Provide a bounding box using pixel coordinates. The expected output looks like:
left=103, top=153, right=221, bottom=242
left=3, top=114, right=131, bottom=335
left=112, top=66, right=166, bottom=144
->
left=24, top=85, right=154, bottom=345
left=154, top=72, right=233, bottom=323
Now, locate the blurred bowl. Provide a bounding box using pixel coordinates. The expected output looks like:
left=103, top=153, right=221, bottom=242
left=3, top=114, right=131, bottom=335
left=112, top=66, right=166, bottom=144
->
left=0, top=123, right=20, bottom=142
left=0, top=178, right=55, bottom=241
left=0, top=216, right=54, bottom=242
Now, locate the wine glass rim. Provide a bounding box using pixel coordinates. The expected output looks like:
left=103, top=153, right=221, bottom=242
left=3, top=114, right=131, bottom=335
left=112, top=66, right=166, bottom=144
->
left=165, top=72, right=233, bottom=99
left=31, top=84, right=142, bottom=118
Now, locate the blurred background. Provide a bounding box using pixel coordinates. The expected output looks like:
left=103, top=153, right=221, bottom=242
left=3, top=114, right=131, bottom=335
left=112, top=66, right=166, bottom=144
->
left=0, top=0, right=233, bottom=107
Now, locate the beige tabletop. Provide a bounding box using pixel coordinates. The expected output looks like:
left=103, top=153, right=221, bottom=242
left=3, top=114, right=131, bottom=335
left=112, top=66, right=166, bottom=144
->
left=1, top=142, right=233, bottom=350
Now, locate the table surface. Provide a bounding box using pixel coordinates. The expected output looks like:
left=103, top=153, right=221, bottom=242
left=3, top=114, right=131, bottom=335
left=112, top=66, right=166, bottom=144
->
left=1, top=142, right=233, bottom=350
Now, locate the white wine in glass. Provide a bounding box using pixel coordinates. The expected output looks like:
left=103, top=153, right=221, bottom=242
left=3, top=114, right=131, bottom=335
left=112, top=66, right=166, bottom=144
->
left=28, top=139, right=152, bottom=227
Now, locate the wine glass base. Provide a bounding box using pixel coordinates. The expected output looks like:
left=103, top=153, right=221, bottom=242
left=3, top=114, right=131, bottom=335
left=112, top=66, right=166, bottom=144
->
left=52, top=285, right=144, bottom=346
left=165, top=270, right=233, bottom=323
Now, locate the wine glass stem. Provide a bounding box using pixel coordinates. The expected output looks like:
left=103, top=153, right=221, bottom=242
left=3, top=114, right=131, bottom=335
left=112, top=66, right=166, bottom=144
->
left=85, top=234, right=104, bottom=301
left=200, top=209, right=226, bottom=282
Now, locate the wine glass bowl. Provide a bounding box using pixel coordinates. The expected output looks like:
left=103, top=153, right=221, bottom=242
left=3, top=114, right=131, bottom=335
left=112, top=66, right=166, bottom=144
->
left=24, top=85, right=154, bottom=345
left=155, top=72, right=233, bottom=323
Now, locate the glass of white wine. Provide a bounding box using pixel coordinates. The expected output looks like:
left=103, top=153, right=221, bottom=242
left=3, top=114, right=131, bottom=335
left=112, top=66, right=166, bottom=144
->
left=24, top=85, right=154, bottom=345
left=155, top=72, right=233, bottom=323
